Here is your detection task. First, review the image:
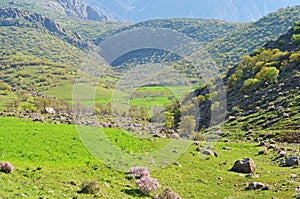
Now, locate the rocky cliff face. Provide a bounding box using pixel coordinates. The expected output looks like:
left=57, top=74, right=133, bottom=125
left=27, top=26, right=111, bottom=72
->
left=51, top=0, right=107, bottom=21
left=0, top=7, right=88, bottom=49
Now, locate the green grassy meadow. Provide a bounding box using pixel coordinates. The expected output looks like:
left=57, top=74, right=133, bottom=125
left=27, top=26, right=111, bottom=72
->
left=43, top=84, right=193, bottom=108
left=0, top=117, right=299, bottom=198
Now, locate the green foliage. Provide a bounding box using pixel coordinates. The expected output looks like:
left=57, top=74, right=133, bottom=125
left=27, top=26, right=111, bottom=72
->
left=79, top=180, right=100, bottom=194
left=179, top=115, right=196, bottom=138
left=242, top=78, right=262, bottom=92
left=292, top=34, right=300, bottom=44
left=255, top=67, right=280, bottom=84
left=290, top=51, right=300, bottom=65
left=211, top=101, right=221, bottom=111
left=18, top=102, right=37, bottom=112
left=164, top=112, right=175, bottom=131
left=0, top=82, right=11, bottom=91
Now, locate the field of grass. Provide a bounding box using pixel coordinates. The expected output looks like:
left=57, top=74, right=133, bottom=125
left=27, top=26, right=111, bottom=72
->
left=44, top=84, right=193, bottom=107
left=0, top=117, right=299, bottom=198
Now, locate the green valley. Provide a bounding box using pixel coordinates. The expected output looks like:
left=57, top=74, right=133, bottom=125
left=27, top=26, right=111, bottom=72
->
left=0, top=1, right=299, bottom=199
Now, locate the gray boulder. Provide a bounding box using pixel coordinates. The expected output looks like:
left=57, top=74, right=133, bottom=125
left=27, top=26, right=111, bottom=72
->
left=231, top=158, right=256, bottom=173
left=202, top=150, right=214, bottom=156
left=285, top=156, right=299, bottom=166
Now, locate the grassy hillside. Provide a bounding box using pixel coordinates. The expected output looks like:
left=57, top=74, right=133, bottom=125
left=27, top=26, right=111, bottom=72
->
left=0, top=117, right=299, bottom=198
left=177, top=22, right=300, bottom=139
left=224, top=23, right=300, bottom=133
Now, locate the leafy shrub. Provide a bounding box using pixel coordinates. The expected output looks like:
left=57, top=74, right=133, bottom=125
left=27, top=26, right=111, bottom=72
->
left=255, top=66, right=279, bottom=84
left=292, top=34, right=300, bottom=45
left=79, top=180, right=100, bottom=194
left=158, top=187, right=181, bottom=199
left=18, top=102, right=37, bottom=112
left=0, top=162, right=14, bottom=173
left=0, top=82, right=11, bottom=91
left=179, top=115, right=196, bottom=138
left=135, top=176, right=160, bottom=194
left=128, top=167, right=150, bottom=179
left=241, top=78, right=261, bottom=92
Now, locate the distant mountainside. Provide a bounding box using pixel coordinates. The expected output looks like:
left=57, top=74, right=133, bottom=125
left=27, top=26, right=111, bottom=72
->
left=83, top=0, right=299, bottom=22
left=0, top=0, right=108, bottom=22
left=96, top=6, right=300, bottom=76
left=0, top=6, right=111, bottom=93
left=0, top=7, right=89, bottom=49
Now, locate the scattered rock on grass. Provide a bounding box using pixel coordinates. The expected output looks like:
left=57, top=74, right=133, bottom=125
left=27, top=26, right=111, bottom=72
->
left=202, top=150, right=214, bottom=156
left=257, top=141, right=267, bottom=147
left=231, top=158, right=256, bottom=173
left=285, top=156, right=299, bottom=167
left=247, top=182, right=268, bottom=190
left=258, top=149, right=267, bottom=155
left=222, top=147, right=232, bottom=151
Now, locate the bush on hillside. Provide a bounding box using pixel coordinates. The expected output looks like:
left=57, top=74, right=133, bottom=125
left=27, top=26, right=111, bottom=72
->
left=157, top=187, right=182, bottom=199
left=0, top=162, right=14, bottom=173
left=135, top=176, right=160, bottom=194
left=241, top=78, right=262, bottom=92
left=79, top=180, right=100, bottom=194
left=128, top=167, right=150, bottom=179
left=292, top=34, right=300, bottom=45
left=255, top=66, right=279, bottom=84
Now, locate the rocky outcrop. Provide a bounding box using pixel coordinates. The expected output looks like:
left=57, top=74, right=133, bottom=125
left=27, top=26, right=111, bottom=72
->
left=0, top=7, right=88, bottom=49
left=54, top=0, right=107, bottom=21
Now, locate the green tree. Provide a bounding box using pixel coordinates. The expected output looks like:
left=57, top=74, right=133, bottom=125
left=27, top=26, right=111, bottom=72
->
left=179, top=115, right=196, bottom=138
left=241, top=78, right=261, bottom=92
left=255, top=67, right=279, bottom=84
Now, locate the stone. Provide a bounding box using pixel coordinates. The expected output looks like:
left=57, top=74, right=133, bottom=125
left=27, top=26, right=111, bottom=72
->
left=222, top=147, right=232, bottom=151
left=267, top=144, right=277, bottom=149
left=202, top=150, right=214, bottom=156
left=231, top=158, right=256, bottom=173
left=285, top=156, right=299, bottom=166
left=269, top=139, right=276, bottom=144
left=247, top=182, right=266, bottom=190
left=257, top=141, right=267, bottom=146
left=258, top=149, right=267, bottom=155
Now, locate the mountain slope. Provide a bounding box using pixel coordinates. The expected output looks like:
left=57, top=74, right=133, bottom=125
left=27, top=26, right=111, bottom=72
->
left=207, top=5, right=300, bottom=69
left=0, top=7, right=89, bottom=49
left=0, top=6, right=112, bottom=93
left=94, top=6, right=300, bottom=76
left=84, top=0, right=299, bottom=22
left=0, top=0, right=108, bottom=22
left=181, top=23, right=300, bottom=137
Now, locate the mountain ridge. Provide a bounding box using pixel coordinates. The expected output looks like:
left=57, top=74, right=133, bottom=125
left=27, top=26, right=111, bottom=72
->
left=0, top=6, right=89, bottom=49
left=83, top=0, right=300, bottom=22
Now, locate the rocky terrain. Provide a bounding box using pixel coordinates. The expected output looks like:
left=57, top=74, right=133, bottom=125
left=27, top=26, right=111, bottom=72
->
left=0, top=7, right=89, bottom=49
